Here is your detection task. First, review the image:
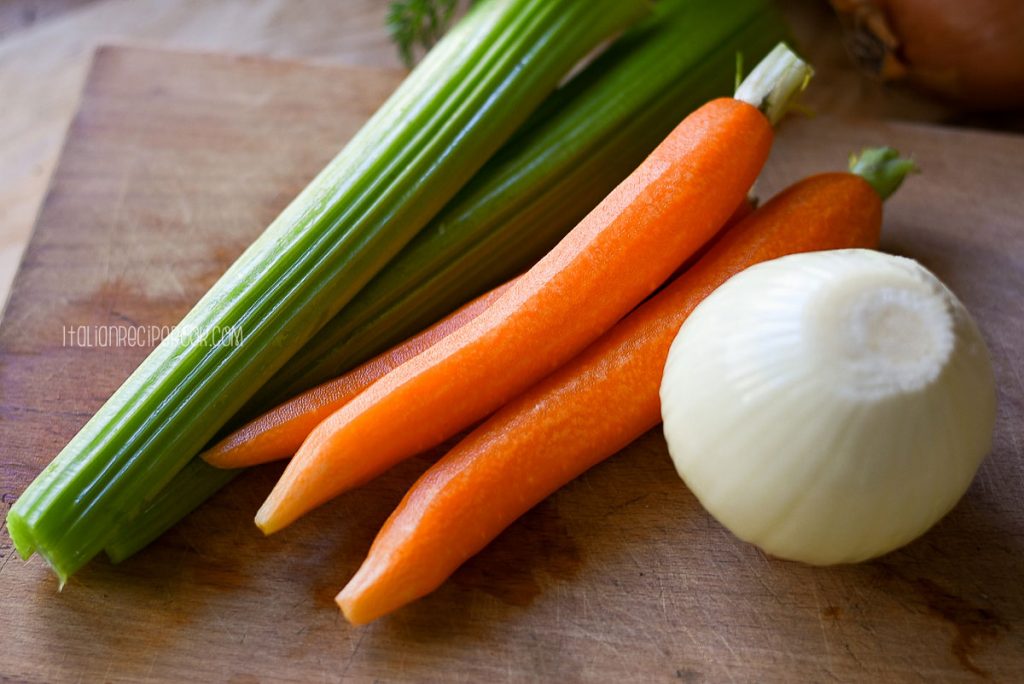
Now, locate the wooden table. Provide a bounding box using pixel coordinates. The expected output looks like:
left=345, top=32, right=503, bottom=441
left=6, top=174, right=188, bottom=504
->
left=2, top=36, right=1023, bottom=682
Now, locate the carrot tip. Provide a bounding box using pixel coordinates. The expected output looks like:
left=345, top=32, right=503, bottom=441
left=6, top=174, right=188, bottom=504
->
left=199, top=449, right=227, bottom=469
left=336, top=594, right=361, bottom=625
left=253, top=505, right=279, bottom=536
left=337, top=585, right=380, bottom=626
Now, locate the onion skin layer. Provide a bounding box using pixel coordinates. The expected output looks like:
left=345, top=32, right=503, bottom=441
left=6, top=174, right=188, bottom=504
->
left=832, top=0, right=1024, bottom=110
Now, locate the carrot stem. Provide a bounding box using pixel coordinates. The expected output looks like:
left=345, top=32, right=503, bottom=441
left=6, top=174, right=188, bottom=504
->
left=849, top=146, right=919, bottom=199
left=733, top=42, right=812, bottom=125
left=337, top=158, right=900, bottom=624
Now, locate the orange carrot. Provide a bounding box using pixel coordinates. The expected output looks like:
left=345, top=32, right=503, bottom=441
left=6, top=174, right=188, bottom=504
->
left=206, top=201, right=753, bottom=470
left=202, top=281, right=514, bottom=469
left=336, top=170, right=886, bottom=624
left=255, top=98, right=775, bottom=534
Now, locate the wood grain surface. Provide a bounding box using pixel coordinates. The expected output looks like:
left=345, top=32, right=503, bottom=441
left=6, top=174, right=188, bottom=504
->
left=1, top=46, right=1023, bottom=683
left=0, top=0, right=404, bottom=308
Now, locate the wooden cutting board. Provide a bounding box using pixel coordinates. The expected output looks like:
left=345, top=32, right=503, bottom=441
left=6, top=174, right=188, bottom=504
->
left=1, top=46, right=1022, bottom=682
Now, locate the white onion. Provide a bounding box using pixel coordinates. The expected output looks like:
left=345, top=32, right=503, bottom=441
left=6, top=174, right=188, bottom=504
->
left=660, top=249, right=996, bottom=565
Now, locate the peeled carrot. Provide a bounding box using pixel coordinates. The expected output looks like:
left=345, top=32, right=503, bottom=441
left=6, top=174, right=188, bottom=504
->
left=255, top=97, right=775, bottom=534
left=336, top=166, right=897, bottom=624
left=202, top=282, right=514, bottom=469
left=206, top=198, right=755, bottom=470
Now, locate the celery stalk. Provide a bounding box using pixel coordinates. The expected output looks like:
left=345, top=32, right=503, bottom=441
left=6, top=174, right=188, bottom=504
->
left=105, top=458, right=236, bottom=564
left=104, top=0, right=788, bottom=562
left=7, top=0, right=647, bottom=584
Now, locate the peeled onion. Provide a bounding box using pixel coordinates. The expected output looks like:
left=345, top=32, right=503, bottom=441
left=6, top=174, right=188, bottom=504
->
left=660, top=249, right=996, bottom=565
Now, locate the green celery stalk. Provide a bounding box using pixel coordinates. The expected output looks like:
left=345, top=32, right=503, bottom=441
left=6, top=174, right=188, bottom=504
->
left=104, top=0, right=788, bottom=562
left=7, top=0, right=646, bottom=584
left=105, top=457, right=237, bottom=564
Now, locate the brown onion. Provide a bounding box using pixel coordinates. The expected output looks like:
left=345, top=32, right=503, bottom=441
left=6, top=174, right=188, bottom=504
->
left=832, top=0, right=1024, bottom=110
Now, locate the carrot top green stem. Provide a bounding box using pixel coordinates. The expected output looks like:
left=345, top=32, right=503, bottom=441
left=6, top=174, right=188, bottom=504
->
left=733, top=42, right=812, bottom=125
left=849, top=147, right=919, bottom=200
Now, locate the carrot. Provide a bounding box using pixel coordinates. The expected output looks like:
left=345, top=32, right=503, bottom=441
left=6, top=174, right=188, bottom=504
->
left=255, top=97, right=775, bottom=534
left=336, top=169, right=890, bottom=624
left=205, top=200, right=753, bottom=470
left=202, top=282, right=514, bottom=469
